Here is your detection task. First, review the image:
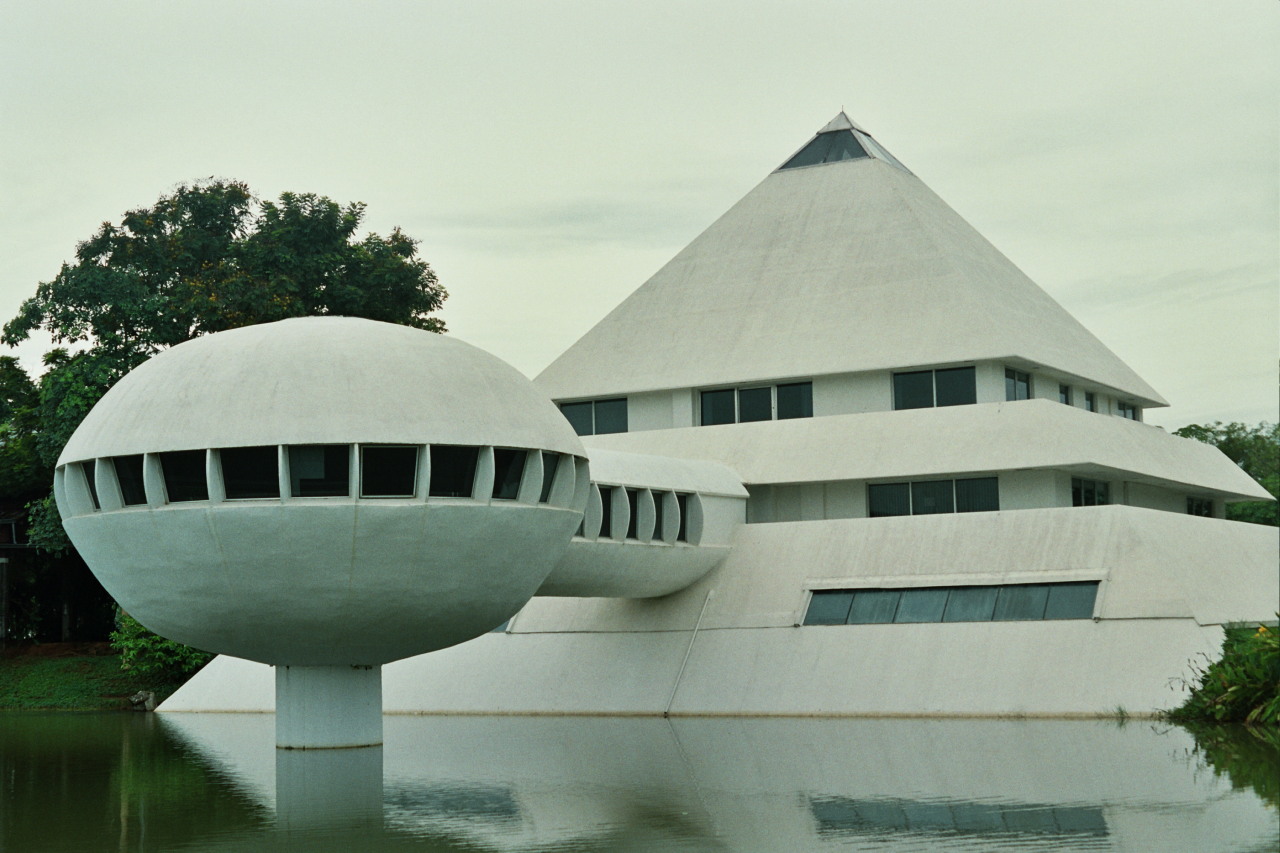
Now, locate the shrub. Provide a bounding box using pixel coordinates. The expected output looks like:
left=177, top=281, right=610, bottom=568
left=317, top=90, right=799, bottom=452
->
left=1167, top=621, right=1280, bottom=725
left=109, top=611, right=212, bottom=684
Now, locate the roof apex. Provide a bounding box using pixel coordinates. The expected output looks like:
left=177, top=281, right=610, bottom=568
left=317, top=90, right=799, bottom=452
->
left=818, top=111, right=866, bottom=134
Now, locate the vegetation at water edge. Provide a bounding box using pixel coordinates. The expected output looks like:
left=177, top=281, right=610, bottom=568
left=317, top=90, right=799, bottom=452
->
left=1166, top=622, right=1280, bottom=725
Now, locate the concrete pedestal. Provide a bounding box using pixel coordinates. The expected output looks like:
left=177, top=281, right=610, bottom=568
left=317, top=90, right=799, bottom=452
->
left=275, top=664, right=383, bottom=749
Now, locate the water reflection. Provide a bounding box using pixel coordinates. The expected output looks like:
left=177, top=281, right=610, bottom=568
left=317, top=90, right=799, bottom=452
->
left=1, top=712, right=1275, bottom=851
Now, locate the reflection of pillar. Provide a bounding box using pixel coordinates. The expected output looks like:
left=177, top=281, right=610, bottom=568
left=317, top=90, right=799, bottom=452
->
left=276, top=743, right=384, bottom=832
left=275, top=665, right=382, bottom=749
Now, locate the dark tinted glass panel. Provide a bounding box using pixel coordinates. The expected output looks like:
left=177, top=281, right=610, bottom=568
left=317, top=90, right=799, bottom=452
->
left=626, top=488, right=639, bottom=539
left=868, top=483, right=910, bottom=517
left=737, top=387, right=772, bottom=423
left=955, top=477, right=999, bottom=513
left=560, top=402, right=594, bottom=436
left=1005, top=368, right=1030, bottom=401
left=1044, top=582, right=1098, bottom=620
left=1059, top=384, right=1072, bottom=405
left=361, top=446, right=417, bottom=497
left=701, top=389, right=735, bottom=425
left=598, top=487, right=614, bottom=539
left=805, top=591, right=854, bottom=625
left=1187, top=497, right=1212, bottom=517
left=911, top=480, right=954, bottom=515
left=289, top=445, right=349, bottom=497
left=593, top=398, right=627, bottom=435
left=779, top=130, right=868, bottom=170
left=161, top=450, right=207, bottom=502
left=894, top=588, right=948, bottom=623
left=1096, top=481, right=1109, bottom=505
left=993, top=585, right=1049, bottom=621
left=943, top=586, right=999, bottom=622
left=1085, top=392, right=1097, bottom=412
left=113, top=455, right=147, bottom=505
left=428, top=445, right=476, bottom=498
left=893, top=371, right=933, bottom=410
left=777, top=382, right=813, bottom=419
left=676, top=493, right=689, bottom=542
left=81, top=461, right=100, bottom=509
left=653, top=492, right=665, bottom=539
left=221, top=446, right=279, bottom=500
left=539, top=453, right=559, bottom=503
left=847, top=590, right=900, bottom=624
left=491, top=449, right=526, bottom=500
left=1072, top=477, right=1084, bottom=507
left=934, top=367, right=976, bottom=407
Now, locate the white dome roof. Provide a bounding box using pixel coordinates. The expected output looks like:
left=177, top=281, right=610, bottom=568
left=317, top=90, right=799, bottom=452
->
left=60, top=317, right=584, bottom=463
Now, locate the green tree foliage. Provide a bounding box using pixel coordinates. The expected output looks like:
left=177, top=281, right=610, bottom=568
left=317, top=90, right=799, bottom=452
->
left=1168, top=623, right=1280, bottom=725
left=110, top=611, right=213, bottom=683
left=1174, top=421, right=1279, bottom=526
left=0, top=179, right=447, bottom=645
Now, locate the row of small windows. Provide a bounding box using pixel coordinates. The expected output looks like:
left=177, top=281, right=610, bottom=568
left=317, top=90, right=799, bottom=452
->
left=580, top=485, right=694, bottom=544
left=69, top=445, right=570, bottom=510
left=700, top=382, right=813, bottom=426
left=804, top=581, right=1099, bottom=625
left=559, top=398, right=627, bottom=437
left=868, top=477, right=999, bottom=517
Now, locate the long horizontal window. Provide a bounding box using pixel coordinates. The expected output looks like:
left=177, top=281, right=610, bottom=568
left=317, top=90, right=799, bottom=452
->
left=893, top=367, right=975, bottom=410
left=700, top=381, right=812, bottom=426
left=559, top=398, right=627, bottom=436
left=868, top=477, right=998, bottom=517
left=805, top=582, right=1099, bottom=625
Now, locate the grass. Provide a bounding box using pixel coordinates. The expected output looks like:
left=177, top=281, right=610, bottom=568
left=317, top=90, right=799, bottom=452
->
left=0, top=645, right=185, bottom=711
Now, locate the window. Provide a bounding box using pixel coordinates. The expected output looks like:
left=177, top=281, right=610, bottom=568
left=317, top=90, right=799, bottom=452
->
left=1071, top=477, right=1109, bottom=507
left=1117, top=401, right=1139, bottom=420
left=676, top=493, right=690, bottom=542
left=428, top=446, right=476, bottom=498
left=892, top=367, right=975, bottom=410
left=359, top=445, right=418, bottom=498
left=80, top=461, right=100, bottom=510
left=1084, top=392, right=1097, bottom=412
left=289, top=445, right=349, bottom=497
left=652, top=492, right=666, bottom=539
left=699, top=382, right=813, bottom=425
left=779, top=129, right=870, bottom=170
left=869, top=477, right=999, bottom=517
left=0, top=519, right=25, bottom=545
left=538, top=453, right=559, bottom=503
left=805, top=582, right=1098, bottom=625
left=626, top=489, right=640, bottom=539
left=491, top=449, right=526, bottom=500
left=598, top=486, right=615, bottom=539
left=559, top=398, right=627, bottom=436
left=112, top=455, right=147, bottom=506
left=1005, top=369, right=1031, bottom=401
left=220, top=446, right=279, bottom=500
left=1058, top=384, right=1072, bottom=405
left=1187, top=497, right=1213, bottom=517
left=160, top=450, right=208, bottom=502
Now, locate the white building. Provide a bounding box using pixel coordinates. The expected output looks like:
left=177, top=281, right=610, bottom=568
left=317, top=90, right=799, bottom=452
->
left=161, top=112, right=1275, bottom=718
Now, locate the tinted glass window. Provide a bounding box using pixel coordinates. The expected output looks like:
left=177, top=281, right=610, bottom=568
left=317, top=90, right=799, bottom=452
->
left=81, top=461, right=100, bottom=510
left=737, top=387, right=772, bottom=423
left=942, top=586, right=999, bottom=622
left=868, top=483, right=910, bottom=517
left=626, top=489, right=640, bottom=539
left=594, top=399, right=628, bottom=434
left=894, top=588, right=948, bottom=623
left=955, top=477, right=999, bottom=513
left=934, top=367, right=976, bottom=407
left=539, top=453, right=559, bottom=503
left=289, top=445, right=349, bottom=497
left=428, top=445, right=476, bottom=498
left=652, top=491, right=665, bottom=539
left=1044, top=582, right=1098, bottom=620
left=598, top=486, right=615, bottom=539
left=779, top=130, right=869, bottom=170
left=776, top=382, right=813, bottom=419
left=221, top=447, right=279, bottom=500
left=911, top=480, right=954, bottom=515
left=993, top=585, right=1049, bottom=621
left=805, top=591, right=854, bottom=625
left=676, top=493, right=689, bottom=542
left=113, top=455, right=147, bottom=506
left=1085, top=392, right=1097, bottom=412
left=701, top=389, right=735, bottom=425
left=491, top=449, right=526, bottom=500
left=161, top=450, right=207, bottom=502
left=1059, top=384, right=1072, bottom=405
left=361, top=446, right=418, bottom=497
left=1005, top=368, right=1030, bottom=401
left=560, top=402, right=593, bottom=436
left=893, top=371, right=933, bottom=410
left=847, top=590, right=900, bottom=624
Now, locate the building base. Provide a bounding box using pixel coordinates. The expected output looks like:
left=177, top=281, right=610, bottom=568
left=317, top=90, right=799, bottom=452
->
left=275, top=664, right=382, bottom=749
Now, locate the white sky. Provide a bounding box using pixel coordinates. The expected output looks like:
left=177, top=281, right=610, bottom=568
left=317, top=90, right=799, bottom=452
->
left=2, top=1, right=1276, bottom=429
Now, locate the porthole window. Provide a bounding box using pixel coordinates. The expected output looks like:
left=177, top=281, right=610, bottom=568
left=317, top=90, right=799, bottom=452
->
left=289, top=445, right=350, bottom=497
left=221, top=446, right=280, bottom=500
left=160, top=450, right=208, bottom=502
left=428, top=445, right=477, bottom=498
left=361, top=445, right=418, bottom=498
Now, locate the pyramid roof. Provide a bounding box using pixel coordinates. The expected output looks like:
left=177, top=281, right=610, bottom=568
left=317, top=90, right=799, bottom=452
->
left=536, top=114, right=1167, bottom=407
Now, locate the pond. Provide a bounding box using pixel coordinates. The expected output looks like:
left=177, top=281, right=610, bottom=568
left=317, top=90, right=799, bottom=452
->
left=1, top=712, right=1276, bottom=852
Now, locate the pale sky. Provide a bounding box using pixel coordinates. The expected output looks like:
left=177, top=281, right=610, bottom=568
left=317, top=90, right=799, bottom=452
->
left=2, top=1, right=1276, bottom=429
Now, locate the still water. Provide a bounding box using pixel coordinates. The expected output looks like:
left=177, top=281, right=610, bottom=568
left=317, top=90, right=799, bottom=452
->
left=1, top=712, right=1276, bottom=852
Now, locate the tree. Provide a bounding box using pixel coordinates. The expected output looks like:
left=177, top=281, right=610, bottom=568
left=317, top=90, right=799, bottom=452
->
left=0, top=179, right=448, bottom=643
left=1174, top=421, right=1279, bottom=526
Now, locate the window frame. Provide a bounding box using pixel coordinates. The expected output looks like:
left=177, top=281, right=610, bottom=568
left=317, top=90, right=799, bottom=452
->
left=697, top=381, right=814, bottom=426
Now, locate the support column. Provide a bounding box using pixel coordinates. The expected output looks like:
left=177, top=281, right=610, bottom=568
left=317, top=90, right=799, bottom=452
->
left=275, top=664, right=383, bottom=749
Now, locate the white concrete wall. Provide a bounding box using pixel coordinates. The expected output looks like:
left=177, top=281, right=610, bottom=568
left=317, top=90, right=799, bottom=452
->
left=997, top=469, right=1060, bottom=510
left=1124, top=482, right=1187, bottom=514
left=626, top=391, right=675, bottom=431
left=812, top=371, right=891, bottom=416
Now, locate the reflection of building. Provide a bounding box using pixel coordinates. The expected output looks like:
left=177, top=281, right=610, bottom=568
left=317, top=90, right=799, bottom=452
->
left=158, top=112, right=1274, bottom=717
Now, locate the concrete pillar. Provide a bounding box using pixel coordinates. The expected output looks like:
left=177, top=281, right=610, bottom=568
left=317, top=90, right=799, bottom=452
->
left=275, top=664, right=383, bottom=749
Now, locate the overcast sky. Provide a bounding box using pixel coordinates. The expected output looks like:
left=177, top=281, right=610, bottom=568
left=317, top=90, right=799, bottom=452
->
left=2, top=1, right=1276, bottom=429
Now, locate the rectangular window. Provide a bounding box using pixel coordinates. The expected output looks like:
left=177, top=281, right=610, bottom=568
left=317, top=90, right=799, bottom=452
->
left=221, top=447, right=279, bottom=500
left=1117, top=401, right=1138, bottom=420
left=652, top=491, right=665, bottom=539
left=868, top=482, right=911, bottom=517
left=892, top=370, right=934, bottom=410
left=934, top=367, right=977, bottom=407
left=1084, top=392, right=1097, bottom=412
left=80, top=461, right=100, bottom=510
left=160, top=450, right=208, bottom=502
left=954, top=477, right=999, bottom=513
left=361, top=445, right=418, bottom=498
left=737, top=387, right=772, bottom=422
left=942, top=586, right=998, bottom=622
left=113, top=455, right=147, bottom=506
left=289, top=445, right=350, bottom=497
left=428, top=445, right=476, bottom=498
left=558, top=398, right=627, bottom=436
left=700, top=389, right=736, bottom=426
left=805, top=582, right=1099, bottom=626
left=870, top=478, right=999, bottom=517
left=1058, top=384, right=1072, bottom=405
left=559, top=402, right=594, bottom=436
left=1005, top=368, right=1031, bottom=401
left=626, top=488, right=640, bottom=539
left=776, top=382, right=813, bottom=419
left=993, top=584, right=1049, bottom=621
left=1043, top=582, right=1098, bottom=620
left=539, top=453, right=559, bottom=503
left=1072, top=477, right=1109, bottom=507
left=910, top=480, right=954, bottom=515
left=806, top=591, right=855, bottom=625
left=598, top=486, right=615, bottom=539
left=676, top=493, right=689, bottom=542
left=1187, top=497, right=1213, bottom=517
left=491, top=449, right=526, bottom=500
left=894, top=588, right=949, bottom=623
left=847, top=589, right=901, bottom=624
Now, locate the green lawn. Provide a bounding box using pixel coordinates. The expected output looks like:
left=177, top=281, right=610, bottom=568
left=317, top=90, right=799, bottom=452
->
left=0, top=651, right=161, bottom=711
